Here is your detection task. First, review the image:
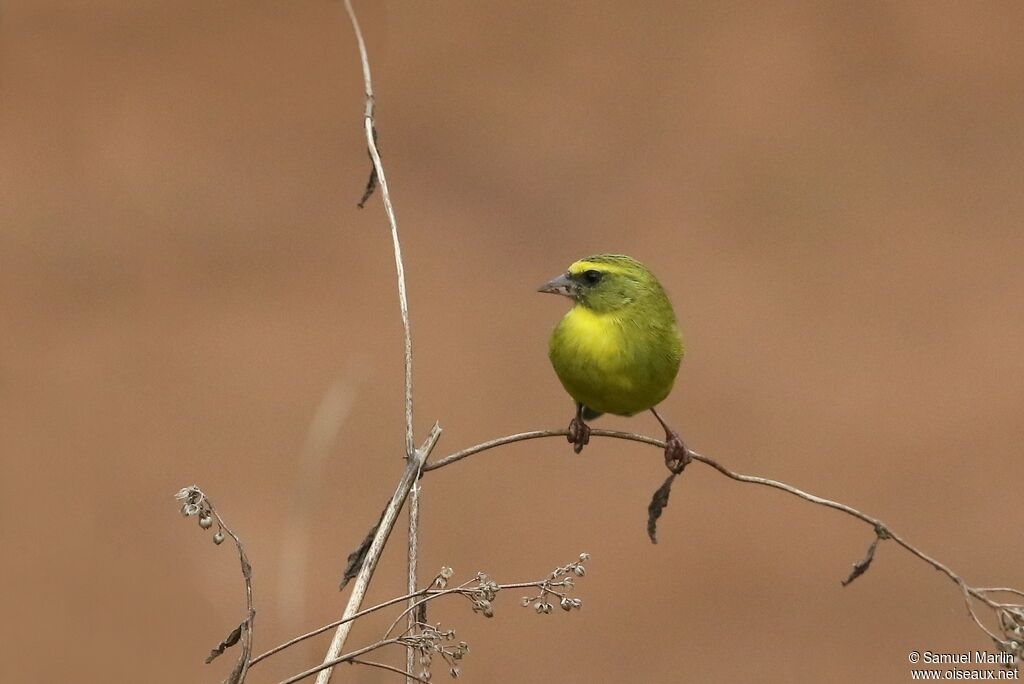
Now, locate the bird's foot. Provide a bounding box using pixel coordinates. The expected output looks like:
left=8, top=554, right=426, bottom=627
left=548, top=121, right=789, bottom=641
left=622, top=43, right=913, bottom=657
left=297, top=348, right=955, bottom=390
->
left=664, top=431, right=691, bottom=474
left=567, top=416, right=591, bottom=454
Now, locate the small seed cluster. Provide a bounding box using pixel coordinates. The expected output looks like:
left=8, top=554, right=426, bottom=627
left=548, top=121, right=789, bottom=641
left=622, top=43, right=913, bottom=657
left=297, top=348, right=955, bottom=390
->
left=468, top=573, right=500, bottom=618
left=175, top=485, right=226, bottom=545
left=402, top=623, right=469, bottom=681
left=410, top=554, right=590, bottom=680
left=520, top=553, right=589, bottom=615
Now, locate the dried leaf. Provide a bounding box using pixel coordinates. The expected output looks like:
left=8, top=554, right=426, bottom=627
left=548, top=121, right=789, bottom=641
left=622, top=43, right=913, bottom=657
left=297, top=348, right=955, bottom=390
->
left=340, top=504, right=386, bottom=590
left=205, top=621, right=244, bottom=664
left=842, top=535, right=882, bottom=587
left=416, top=600, right=428, bottom=626
left=646, top=473, right=678, bottom=544
left=357, top=127, right=380, bottom=208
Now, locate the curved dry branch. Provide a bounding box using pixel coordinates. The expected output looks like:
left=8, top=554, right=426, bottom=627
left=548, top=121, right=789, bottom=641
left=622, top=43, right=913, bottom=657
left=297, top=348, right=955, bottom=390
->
left=349, top=659, right=432, bottom=684
left=280, top=639, right=401, bottom=684
left=175, top=486, right=256, bottom=684
left=422, top=427, right=1024, bottom=658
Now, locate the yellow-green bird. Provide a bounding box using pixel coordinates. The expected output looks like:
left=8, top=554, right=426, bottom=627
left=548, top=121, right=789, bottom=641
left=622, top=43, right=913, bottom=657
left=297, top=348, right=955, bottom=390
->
left=539, top=254, right=688, bottom=468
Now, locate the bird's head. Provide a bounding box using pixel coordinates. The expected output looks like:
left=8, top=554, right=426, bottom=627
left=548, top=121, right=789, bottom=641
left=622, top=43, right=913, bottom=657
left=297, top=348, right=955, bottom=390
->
left=538, top=254, right=663, bottom=314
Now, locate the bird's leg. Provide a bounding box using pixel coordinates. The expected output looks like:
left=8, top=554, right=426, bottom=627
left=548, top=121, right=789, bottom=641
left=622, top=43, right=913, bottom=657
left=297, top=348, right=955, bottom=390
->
left=650, top=407, right=690, bottom=473
left=567, top=402, right=591, bottom=454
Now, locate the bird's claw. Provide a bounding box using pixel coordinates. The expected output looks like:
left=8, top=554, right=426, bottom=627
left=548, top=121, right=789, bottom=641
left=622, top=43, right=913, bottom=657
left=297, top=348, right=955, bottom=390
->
left=567, top=416, right=591, bottom=454
left=664, top=432, right=691, bottom=474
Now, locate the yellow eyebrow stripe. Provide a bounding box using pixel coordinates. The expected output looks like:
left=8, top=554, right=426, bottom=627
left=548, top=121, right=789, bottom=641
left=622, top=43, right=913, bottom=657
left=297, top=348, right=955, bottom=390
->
left=568, top=260, right=631, bottom=277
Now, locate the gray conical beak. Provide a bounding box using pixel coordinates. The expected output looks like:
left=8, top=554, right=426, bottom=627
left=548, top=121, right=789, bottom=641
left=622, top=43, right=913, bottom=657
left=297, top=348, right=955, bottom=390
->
left=537, top=273, right=577, bottom=297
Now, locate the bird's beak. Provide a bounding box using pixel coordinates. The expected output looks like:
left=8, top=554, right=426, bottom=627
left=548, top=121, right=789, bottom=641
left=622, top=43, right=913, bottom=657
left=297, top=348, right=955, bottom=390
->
left=537, top=272, right=577, bottom=297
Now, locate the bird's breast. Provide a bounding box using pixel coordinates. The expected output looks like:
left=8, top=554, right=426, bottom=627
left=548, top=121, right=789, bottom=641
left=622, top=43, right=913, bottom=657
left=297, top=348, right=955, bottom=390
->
left=548, top=304, right=682, bottom=416
left=555, top=307, right=627, bottom=365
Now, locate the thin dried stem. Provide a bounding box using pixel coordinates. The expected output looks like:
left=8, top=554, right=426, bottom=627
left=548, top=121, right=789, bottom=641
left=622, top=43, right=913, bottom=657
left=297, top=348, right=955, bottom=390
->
left=251, top=584, right=435, bottom=667
left=349, top=659, right=432, bottom=684
left=342, top=0, right=413, bottom=455
left=282, top=639, right=401, bottom=684
left=255, top=566, right=584, bottom=667
left=253, top=586, right=454, bottom=668
left=422, top=429, right=572, bottom=471
left=211, top=506, right=255, bottom=684
left=383, top=579, right=476, bottom=641
left=340, top=2, right=420, bottom=682
left=978, top=588, right=1024, bottom=599
left=423, top=428, right=1017, bottom=630
left=406, top=480, right=421, bottom=681
left=174, top=486, right=255, bottom=684
left=962, top=583, right=1004, bottom=643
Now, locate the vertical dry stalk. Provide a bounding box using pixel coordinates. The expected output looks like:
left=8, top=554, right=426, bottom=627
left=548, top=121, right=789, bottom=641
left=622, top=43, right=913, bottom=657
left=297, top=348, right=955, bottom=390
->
left=338, top=1, right=423, bottom=681
left=344, top=0, right=414, bottom=456
left=406, top=481, right=421, bottom=680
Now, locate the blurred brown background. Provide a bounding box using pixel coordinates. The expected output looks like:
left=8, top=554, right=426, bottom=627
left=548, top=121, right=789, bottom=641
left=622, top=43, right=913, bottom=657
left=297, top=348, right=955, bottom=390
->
left=3, top=1, right=1023, bottom=682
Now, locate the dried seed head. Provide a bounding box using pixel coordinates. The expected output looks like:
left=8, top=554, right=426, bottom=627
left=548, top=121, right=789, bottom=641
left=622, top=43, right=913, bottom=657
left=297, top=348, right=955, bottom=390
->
left=176, top=486, right=205, bottom=517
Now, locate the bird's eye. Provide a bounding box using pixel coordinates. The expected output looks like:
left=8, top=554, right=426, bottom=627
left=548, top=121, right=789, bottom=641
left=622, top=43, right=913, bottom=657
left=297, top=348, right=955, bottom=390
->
left=582, top=270, right=603, bottom=285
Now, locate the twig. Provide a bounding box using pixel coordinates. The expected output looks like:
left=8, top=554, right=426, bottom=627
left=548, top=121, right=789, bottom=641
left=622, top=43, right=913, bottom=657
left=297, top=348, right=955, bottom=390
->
left=341, top=0, right=414, bottom=457
left=175, top=486, right=255, bottom=684
left=341, top=3, right=421, bottom=680
left=978, top=588, right=1024, bottom=600
left=961, top=583, right=1004, bottom=643
left=842, top=527, right=887, bottom=587
left=422, top=428, right=1022, bottom=644
left=406, top=479, right=421, bottom=682
left=313, top=424, right=442, bottom=684
left=282, top=639, right=401, bottom=684
left=383, top=578, right=476, bottom=640
left=251, top=584, right=440, bottom=667
left=348, top=659, right=432, bottom=684
left=422, top=429, right=575, bottom=472
left=254, top=560, right=588, bottom=668
left=254, top=584, right=458, bottom=668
